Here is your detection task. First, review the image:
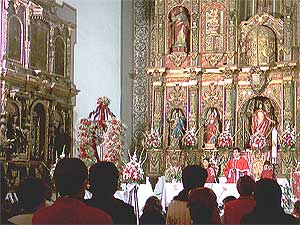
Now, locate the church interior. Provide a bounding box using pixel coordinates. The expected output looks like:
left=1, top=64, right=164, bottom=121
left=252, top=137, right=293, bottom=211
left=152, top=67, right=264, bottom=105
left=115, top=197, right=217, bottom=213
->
left=0, top=0, right=300, bottom=223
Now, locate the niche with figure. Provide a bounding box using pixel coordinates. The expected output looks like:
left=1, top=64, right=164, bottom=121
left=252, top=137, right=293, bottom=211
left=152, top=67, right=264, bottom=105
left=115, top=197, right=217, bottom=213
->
left=30, top=103, right=46, bottom=161
left=239, top=96, right=277, bottom=148
left=5, top=101, right=26, bottom=156
left=168, top=108, right=186, bottom=149
left=203, top=107, right=221, bottom=148
left=168, top=6, right=190, bottom=53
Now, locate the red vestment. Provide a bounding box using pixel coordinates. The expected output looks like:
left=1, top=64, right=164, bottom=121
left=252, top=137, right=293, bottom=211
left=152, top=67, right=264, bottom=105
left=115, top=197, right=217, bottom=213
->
left=260, top=169, right=275, bottom=180
left=224, top=157, right=250, bottom=183
left=206, top=167, right=216, bottom=183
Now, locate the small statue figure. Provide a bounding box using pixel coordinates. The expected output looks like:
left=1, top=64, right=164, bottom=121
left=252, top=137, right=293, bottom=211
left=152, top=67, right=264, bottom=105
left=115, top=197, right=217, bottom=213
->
left=169, top=109, right=185, bottom=147
left=205, top=108, right=220, bottom=144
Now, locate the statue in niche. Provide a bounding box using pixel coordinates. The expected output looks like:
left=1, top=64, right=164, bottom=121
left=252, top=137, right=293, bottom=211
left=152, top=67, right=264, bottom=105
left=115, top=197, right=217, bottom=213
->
left=204, top=108, right=220, bottom=144
left=54, top=124, right=71, bottom=159
left=168, top=109, right=185, bottom=148
left=170, top=7, right=189, bottom=52
left=251, top=102, right=275, bottom=138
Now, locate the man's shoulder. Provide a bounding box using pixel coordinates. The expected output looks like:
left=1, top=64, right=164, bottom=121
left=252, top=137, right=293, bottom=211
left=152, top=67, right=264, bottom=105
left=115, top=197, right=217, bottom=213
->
left=112, top=197, right=135, bottom=212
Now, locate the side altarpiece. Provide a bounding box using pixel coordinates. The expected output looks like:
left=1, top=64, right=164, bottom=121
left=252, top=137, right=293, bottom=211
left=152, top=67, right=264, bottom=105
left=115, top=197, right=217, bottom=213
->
left=0, top=0, right=78, bottom=190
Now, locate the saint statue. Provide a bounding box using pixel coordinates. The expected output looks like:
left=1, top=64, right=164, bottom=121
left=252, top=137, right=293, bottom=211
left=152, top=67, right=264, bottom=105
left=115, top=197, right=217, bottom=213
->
left=205, top=108, right=220, bottom=144
left=251, top=103, right=275, bottom=137
left=170, top=7, right=189, bottom=52
left=169, top=109, right=185, bottom=147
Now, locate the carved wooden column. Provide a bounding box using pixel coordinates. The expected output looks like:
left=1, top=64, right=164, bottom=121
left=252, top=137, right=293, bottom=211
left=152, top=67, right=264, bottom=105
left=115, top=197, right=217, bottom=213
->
left=156, top=0, right=165, bottom=67
left=190, top=0, right=199, bottom=66
left=223, top=69, right=234, bottom=133
left=283, top=68, right=294, bottom=127
left=295, top=75, right=300, bottom=150
left=48, top=23, right=55, bottom=74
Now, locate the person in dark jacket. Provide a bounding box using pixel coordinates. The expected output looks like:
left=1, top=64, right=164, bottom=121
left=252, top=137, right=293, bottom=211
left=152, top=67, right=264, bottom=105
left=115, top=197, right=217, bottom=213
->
left=241, top=179, right=298, bottom=224
left=85, top=161, right=136, bottom=224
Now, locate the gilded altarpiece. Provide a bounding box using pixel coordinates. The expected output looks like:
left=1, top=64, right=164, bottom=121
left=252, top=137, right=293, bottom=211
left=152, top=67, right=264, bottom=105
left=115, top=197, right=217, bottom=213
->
left=0, top=0, right=77, bottom=190
left=137, top=0, right=300, bottom=180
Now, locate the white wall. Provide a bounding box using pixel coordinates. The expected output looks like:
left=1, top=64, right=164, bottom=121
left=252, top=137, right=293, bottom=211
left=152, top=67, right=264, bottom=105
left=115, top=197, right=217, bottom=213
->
left=64, top=0, right=121, bottom=123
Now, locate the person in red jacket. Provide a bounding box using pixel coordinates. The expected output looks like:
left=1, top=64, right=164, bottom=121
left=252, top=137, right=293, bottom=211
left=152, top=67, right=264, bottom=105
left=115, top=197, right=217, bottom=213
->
left=260, top=160, right=276, bottom=180
left=33, top=158, right=113, bottom=224
left=203, top=158, right=216, bottom=183
left=224, top=148, right=250, bottom=183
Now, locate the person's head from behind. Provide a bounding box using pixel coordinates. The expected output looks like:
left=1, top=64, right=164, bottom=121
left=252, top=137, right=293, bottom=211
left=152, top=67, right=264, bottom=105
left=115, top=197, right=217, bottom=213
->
left=182, top=165, right=208, bottom=190
left=54, top=158, right=88, bottom=198
left=89, top=161, right=119, bottom=197
left=255, top=179, right=281, bottom=208
left=16, top=177, right=49, bottom=212
left=188, top=187, right=218, bottom=224
left=263, top=160, right=272, bottom=170
left=143, top=196, right=162, bottom=214
left=237, top=175, right=255, bottom=196
left=232, top=147, right=241, bottom=159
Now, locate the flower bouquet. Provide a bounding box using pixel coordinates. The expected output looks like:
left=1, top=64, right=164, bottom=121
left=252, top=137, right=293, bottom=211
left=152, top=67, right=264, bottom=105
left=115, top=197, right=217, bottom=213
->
left=182, top=127, right=198, bottom=148
left=281, top=125, right=296, bottom=151
left=77, top=96, right=126, bottom=168
left=122, top=149, right=146, bottom=184
left=250, top=132, right=266, bottom=151
left=218, top=131, right=233, bottom=149
left=143, top=129, right=161, bottom=149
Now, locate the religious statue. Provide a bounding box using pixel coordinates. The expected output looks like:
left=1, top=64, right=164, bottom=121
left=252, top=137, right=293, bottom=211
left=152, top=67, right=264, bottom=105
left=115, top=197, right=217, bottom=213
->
left=251, top=103, right=275, bottom=137
left=205, top=108, right=220, bottom=144
left=169, top=109, right=185, bottom=147
left=170, top=7, right=189, bottom=52
left=54, top=124, right=70, bottom=159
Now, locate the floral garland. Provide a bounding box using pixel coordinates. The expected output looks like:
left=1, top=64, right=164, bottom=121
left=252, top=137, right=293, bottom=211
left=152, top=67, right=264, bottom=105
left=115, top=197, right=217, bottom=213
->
left=281, top=125, right=296, bottom=150
left=144, top=129, right=161, bottom=149
left=250, top=132, right=266, bottom=151
left=103, top=118, right=127, bottom=170
left=77, top=119, right=99, bottom=167
left=182, top=127, right=198, bottom=147
left=122, top=150, right=146, bottom=184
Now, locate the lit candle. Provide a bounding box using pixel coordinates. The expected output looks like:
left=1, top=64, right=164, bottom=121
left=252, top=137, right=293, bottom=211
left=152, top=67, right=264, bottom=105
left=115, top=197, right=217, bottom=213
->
left=271, top=127, right=278, bottom=160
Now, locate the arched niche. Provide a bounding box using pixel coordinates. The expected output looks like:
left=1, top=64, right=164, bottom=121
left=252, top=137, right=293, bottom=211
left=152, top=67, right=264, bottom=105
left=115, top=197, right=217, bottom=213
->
left=203, top=107, right=221, bottom=146
left=168, top=108, right=186, bottom=148
left=245, top=25, right=277, bottom=66
left=8, top=16, right=22, bottom=62
left=54, top=36, right=66, bottom=76
left=168, top=6, right=190, bottom=53
left=237, top=96, right=279, bottom=149
left=30, top=21, right=50, bottom=71
left=30, top=103, right=47, bottom=161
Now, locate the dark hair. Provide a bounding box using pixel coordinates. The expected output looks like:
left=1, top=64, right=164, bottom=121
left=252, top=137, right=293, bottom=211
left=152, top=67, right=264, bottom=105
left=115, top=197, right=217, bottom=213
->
left=237, top=175, right=255, bottom=196
left=16, top=177, right=49, bottom=212
left=222, top=195, right=237, bottom=204
left=255, top=179, right=282, bottom=207
left=188, top=187, right=218, bottom=224
left=182, top=165, right=208, bottom=190
left=233, top=147, right=241, bottom=152
left=263, top=160, right=272, bottom=166
left=143, top=196, right=162, bottom=214
left=54, top=158, right=88, bottom=196
left=89, top=161, right=119, bottom=196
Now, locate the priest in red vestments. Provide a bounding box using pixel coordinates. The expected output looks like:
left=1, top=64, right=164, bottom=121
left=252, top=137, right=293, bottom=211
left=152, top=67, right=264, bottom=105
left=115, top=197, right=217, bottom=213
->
left=224, top=148, right=250, bottom=183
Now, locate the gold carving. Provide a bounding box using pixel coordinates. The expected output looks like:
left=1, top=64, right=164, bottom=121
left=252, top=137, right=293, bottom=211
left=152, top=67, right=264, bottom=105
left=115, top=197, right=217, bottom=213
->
left=169, top=52, right=188, bottom=67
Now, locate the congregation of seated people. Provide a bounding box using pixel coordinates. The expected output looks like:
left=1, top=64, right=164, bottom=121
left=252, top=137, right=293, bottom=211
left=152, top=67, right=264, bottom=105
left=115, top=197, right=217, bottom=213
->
left=1, top=158, right=299, bottom=225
